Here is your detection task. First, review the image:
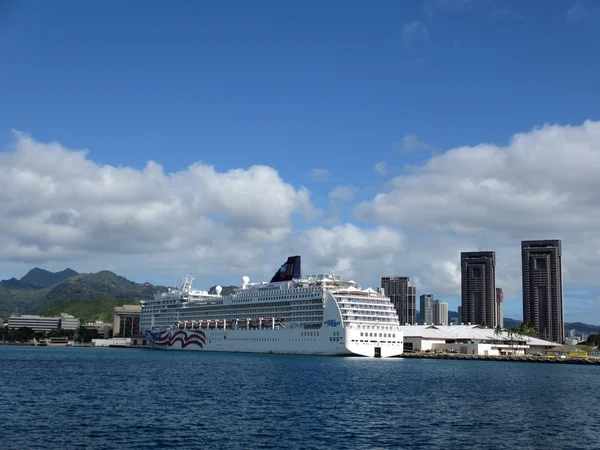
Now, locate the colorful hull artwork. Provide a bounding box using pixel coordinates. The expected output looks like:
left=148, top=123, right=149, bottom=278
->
left=145, top=329, right=206, bottom=349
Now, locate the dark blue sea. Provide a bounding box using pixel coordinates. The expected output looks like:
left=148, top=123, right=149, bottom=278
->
left=1, top=346, right=599, bottom=449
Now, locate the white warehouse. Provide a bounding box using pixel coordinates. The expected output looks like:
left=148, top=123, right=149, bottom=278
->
left=399, top=325, right=559, bottom=356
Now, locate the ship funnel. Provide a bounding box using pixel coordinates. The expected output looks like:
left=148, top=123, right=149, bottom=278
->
left=270, top=256, right=301, bottom=283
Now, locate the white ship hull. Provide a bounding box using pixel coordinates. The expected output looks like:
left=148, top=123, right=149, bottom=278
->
left=144, top=326, right=402, bottom=357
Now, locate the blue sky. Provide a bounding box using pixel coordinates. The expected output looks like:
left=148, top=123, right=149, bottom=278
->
left=1, top=0, right=600, bottom=322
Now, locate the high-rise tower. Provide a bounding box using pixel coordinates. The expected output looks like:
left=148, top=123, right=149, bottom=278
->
left=381, top=276, right=417, bottom=325
left=521, top=240, right=563, bottom=343
left=420, top=293, right=435, bottom=325
left=461, top=251, right=497, bottom=327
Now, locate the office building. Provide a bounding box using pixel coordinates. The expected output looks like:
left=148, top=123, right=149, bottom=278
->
left=8, top=315, right=60, bottom=332
left=461, top=251, right=497, bottom=327
left=113, top=305, right=142, bottom=337
left=496, top=288, right=504, bottom=328
left=433, top=300, right=448, bottom=326
left=457, top=306, right=463, bottom=324
left=381, top=276, right=417, bottom=325
left=420, top=294, right=435, bottom=325
left=521, top=240, right=564, bottom=343
left=60, top=313, right=80, bottom=330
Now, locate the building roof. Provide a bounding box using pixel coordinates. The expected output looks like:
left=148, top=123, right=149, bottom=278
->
left=398, top=324, right=559, bottom=347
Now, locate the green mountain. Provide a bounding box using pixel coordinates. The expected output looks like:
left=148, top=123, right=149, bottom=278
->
left=0, top=269, right=168, bottom=320
left=20, top=267, right=79, bottom=288
left=0, top=267, right=78, bottom=291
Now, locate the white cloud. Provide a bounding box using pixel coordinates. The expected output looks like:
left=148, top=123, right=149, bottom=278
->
left=329, top=185, right=358, bottom=202
left=393, top=134, right=432, bottom=152
left=374, top=161, right=387, bottom=176
left=0, top=132, right=313, bottom=264
left=566, top=2, right=591, bottom=23
left=356, top=120, right=600, bottom=318
left=297, top=224, right=405, bottom=282
left=402, top=21, right=429, bottom=48
left=308, top=168, right=329, bottom=180
left=4, top=122, right=600, bottom=322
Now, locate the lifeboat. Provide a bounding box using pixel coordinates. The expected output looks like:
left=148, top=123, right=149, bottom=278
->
left=238, top=319, right=249, bottom=327
left=225, top=320, right=234, bottom=328
left=249, top=319, right=261, bottom=327
left=263, top=318, right=274, bottom=323
left=217, top=320, right=225, bottom=329
left=208, top=321, right=217, bottom=329
left=200, top=321, right=208, bottom=329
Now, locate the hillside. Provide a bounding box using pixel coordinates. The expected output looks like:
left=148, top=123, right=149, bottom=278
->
left=0, top=268, right=168, bottom=319
left=21, top=267, right=79, bottom=288
left=0, top=267, right=78, bottom=291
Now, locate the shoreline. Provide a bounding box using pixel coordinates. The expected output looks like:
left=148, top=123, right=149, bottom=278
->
left=399, top=352, right=600, bottom=365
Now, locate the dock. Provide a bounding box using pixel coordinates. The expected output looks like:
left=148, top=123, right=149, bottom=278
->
left=400, top=352, right=600, bottom=365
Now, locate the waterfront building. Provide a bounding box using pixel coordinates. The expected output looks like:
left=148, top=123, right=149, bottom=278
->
left=522, top=240, right=564, bottom=343
left=113, top=305, right=141, bottom=337
left=60, top=313, right=80, bottom=330
left=496, top=288, right=504, bottom=329
left=420, top=294, right=435, bottom=325
left=433, top=300, right=448, bottom=326
left=399, top=324, right=558, bottom=355
left=7, top=315, right=60, bottom=332
left=461, top=251, right=497, bottom=327
left=381, top=276, right=417, bottom=325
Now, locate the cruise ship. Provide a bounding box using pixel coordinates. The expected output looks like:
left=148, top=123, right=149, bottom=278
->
left=140, top=256, right=403, bottom=357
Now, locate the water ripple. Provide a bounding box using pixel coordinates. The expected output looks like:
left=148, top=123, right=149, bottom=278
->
left=1, top=347, right=600, bottom=449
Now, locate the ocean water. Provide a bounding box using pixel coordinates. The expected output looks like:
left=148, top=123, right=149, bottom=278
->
left=1, top=346, right=599, bottom=449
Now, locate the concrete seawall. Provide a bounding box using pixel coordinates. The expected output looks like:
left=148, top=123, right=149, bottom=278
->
left=399, top=352, right=600, bottom=365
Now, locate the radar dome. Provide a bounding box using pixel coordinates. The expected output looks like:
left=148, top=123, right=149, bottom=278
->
left=215, top=286, right=222, bottom=295
left=242, top=276, right=250, bottom=285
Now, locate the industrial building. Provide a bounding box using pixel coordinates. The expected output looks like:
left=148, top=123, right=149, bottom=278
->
left=399, top=325, right=558, bottom=356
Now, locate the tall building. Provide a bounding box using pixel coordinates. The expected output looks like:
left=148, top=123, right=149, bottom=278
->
left=521, top=240, right=563, bottom=343
left=496, top=288, right=504, bottom=328
left=113, top=305, right=142, bottom=337
left=381, top=276, right=417, bottom=325
left=461, top=251, right=497, bottom=327
left=420, top=294, right=435, bottom=325
left=433, top=300, right=448, bottom=326
left=457, top=306, right=463, bottom=324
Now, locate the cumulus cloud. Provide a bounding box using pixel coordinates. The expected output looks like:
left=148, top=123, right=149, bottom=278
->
left=297, top=224, right=405, bottom=283
left=329, top=185, right=358, bottom=202
left=4, top=122, right=600, bottom=322
left=357, top=121, right=600, bottom=313
left=0, top=132, right=313, bottom=264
